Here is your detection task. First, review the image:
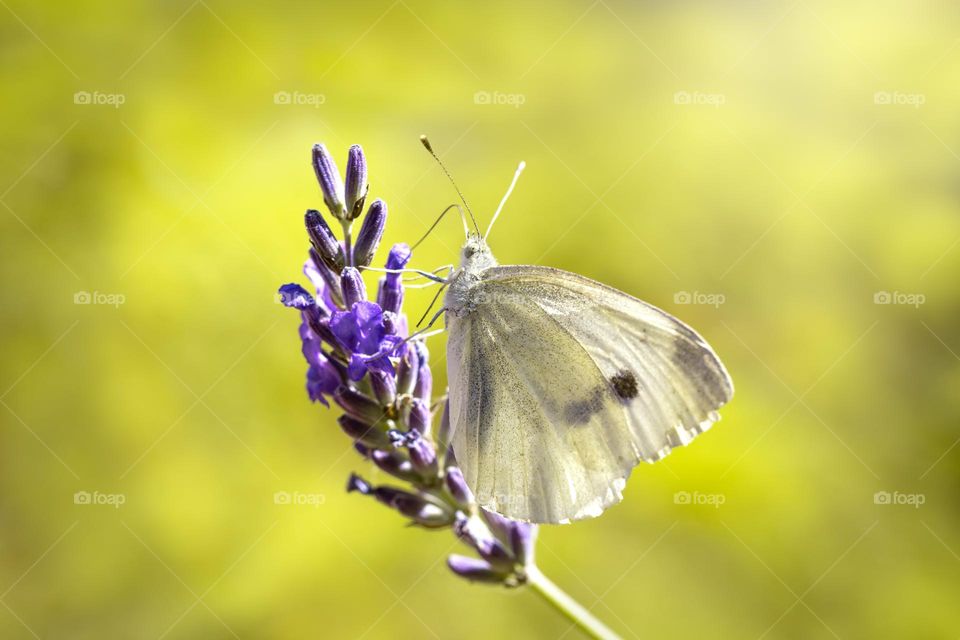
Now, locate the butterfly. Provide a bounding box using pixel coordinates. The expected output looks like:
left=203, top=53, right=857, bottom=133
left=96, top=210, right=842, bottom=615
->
left=417, top=139, right=734, bottom=524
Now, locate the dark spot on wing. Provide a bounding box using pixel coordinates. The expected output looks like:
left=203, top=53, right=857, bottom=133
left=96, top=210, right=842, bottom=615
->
left=610, top=369, right=639, bottom=401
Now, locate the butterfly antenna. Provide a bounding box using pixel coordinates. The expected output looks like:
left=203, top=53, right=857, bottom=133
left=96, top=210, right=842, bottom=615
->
left=420, top=135, right=480, bottom=237
left=484, top=161, right=525, bottom=242
left=412, top=203, right=467, bottom=250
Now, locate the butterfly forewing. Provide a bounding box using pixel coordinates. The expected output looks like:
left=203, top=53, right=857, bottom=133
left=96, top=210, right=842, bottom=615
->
left=446, top=265, right=734, bottom=524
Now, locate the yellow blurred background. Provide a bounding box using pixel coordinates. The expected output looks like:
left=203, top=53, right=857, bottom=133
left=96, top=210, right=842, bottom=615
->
left=2, top=1, right=959, bottom=637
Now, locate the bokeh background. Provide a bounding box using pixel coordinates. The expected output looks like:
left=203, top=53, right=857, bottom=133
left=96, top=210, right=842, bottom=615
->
left=2, top=1, right=959, bottom=638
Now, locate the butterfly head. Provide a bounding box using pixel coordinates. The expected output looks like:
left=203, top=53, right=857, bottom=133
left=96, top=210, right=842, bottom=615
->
left=459, top=233, right=498, bottom=273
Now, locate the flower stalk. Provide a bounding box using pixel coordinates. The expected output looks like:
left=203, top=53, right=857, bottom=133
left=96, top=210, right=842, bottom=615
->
left=280, top=142, right=622, bottom=639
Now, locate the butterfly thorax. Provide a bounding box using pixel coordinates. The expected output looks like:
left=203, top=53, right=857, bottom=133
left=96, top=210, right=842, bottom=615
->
left=444, top=234, right=498, bottom=316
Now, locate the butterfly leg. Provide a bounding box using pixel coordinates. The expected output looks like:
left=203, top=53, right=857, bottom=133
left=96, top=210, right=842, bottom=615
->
left=397, top=306, right=448, bottom=350
left=403, top=264, right=454, bottom=285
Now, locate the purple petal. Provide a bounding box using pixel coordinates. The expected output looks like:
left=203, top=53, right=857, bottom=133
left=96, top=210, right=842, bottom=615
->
left=278, top=283, right=315, bottom=309
left=347, top=354, right=368, bottom=381
left=330, top=310, right=360, bottom=350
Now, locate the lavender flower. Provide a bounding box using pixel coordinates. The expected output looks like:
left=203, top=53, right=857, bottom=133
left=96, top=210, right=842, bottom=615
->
left=279, top=142, right=535, bottom=590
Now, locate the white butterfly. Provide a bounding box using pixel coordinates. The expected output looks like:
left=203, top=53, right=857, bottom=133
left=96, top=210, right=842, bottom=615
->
left=414, top=143, right=733, bottom=524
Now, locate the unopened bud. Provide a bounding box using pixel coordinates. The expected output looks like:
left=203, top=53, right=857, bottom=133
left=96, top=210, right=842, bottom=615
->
left=340, top=267, right=367, bottom=307
left=305, top=209, right=345, bottom=272
left=352, top=199, right=386, bottom=267
left=334, top=387, right=385, bottom=425
left=344, top=144, right=368, bottom=220
left=312, top=143, right=346, bottom=220
left=447, top=555, right=503, bottom=583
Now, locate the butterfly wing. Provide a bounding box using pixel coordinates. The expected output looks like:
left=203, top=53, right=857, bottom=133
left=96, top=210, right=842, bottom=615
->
left=445, top=265, right=733, bottom=524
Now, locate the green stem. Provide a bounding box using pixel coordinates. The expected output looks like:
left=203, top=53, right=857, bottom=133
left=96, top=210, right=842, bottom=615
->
left=526, top=564, right=622, bottom=640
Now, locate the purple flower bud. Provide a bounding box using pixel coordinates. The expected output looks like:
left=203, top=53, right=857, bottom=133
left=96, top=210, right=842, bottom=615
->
left=454, top=513, right=514, bottom=571
left=308, top=248, right=344, bottom=309
left=305, top=209, right=345, bottom=272
left=481, top=508, right=516, bottom=547
left=377, top=282, right=400, bottom=315
left=369, top=369, right=396, bottom=406
left=407, top=398, right=431, bottom=435
left=352, top=200, right=386, bottom=268
left=413, top=341, right=432, bottom=403
left=334, top=387, right=385, bottom=425
left=396, top=345, right=419, bottom=396
left=370, top=449, right=419, bottom=483
left=395, top=428, right=437, bottom=476
left=344, top=144, right=368, bottom=220
left=371, top=485, right=454, bottom=528
left=447, top=555, right=503, bottom=583
left=385, top=243, right=412, bottom=272
left=338, top=415, right=390, bottom=448
left=377, top=243, right=412, bottom=314
left=444, top=467, right=474, bottom=506
left=477, top=535, right=515, bottom=570
left=346, top=473, right=372, bottom=495
left=312, top=143, right=346, bottom=220
left=340, top=267, right=367, bottom=307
